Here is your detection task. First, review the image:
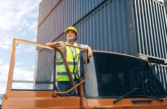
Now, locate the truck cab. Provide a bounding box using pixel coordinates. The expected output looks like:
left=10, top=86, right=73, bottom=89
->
left=1, top=38, right=167, bottom=109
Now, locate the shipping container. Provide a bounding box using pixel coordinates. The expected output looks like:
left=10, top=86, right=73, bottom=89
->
left=36, top=0, right=167, bottom=91
left=164, top=0, right=167, bottom=12
left=38, top=0, right=60, bottom=26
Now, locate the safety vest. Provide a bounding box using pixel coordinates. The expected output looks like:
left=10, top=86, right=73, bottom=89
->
left=56, top=42, right=81, bottom=81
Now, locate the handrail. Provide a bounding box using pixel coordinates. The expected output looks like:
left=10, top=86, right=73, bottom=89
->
left=53, top=45, right=87, bottom=95
left=6, top=38, right=87, bottom=95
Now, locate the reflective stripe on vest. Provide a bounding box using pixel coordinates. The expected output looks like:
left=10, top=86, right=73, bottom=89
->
left=56, top=42, right=81, bottom=81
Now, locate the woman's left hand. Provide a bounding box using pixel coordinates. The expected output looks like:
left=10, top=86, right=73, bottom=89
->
left=88, top=51, right=93, bottom=57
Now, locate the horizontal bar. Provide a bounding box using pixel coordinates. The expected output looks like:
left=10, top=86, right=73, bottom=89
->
left=13, top=80, right=53, bottom=84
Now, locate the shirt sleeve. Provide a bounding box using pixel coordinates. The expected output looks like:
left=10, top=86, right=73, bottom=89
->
left=80, top=44, right=88, bottom=49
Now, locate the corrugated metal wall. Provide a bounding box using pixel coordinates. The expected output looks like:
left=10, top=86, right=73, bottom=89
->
left=37, top=0, right=105, bottom=49
left=164, top=0, right=167, bottom=13
left=133, top=0, right=167, bottom=59
left=37, top=0, right=167, bottom=91
left=35, top=49, right=54, bottom=89
left=153, top=65, right=167, bottom=90
left=75, top=0, right=137, bottom=55
left=38, top=0, right=60, bottom=25
left=37, top=0, right=167, bottom=58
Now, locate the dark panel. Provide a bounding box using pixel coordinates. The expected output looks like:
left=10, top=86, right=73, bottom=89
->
left=37, top=0, right=167, bottom=57
left=74, top=0, right=136, bottom=55
left=133, top=0, right=167, bottom=59
left=38, top=0, right=60, bottom=25
left=37, top=0, right=105, bottom=48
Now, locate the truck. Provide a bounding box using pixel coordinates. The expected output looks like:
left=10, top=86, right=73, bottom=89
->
left=1, top=38, right=167, bottom=109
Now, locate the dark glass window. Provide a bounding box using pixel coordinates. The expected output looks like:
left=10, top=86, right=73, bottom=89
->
left=83, top=52, right=167, bottom=98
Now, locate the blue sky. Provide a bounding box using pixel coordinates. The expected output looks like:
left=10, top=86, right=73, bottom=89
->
left=0, top=0, right=42, bottom=94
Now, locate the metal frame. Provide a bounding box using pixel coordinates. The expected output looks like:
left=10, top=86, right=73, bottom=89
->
left=7, top=38, right=88, bottom=95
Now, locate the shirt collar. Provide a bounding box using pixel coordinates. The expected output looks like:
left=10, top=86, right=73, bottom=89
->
left=67, top=41, right=75, bottom=46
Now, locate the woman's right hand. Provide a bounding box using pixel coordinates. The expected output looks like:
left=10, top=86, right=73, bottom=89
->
left=59, top=41, right=66, bottom=50
left=46, top=41, right=66, bottom=50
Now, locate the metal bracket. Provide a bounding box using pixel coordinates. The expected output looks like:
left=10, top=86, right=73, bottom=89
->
left=51, top=92, right=57, bottom=98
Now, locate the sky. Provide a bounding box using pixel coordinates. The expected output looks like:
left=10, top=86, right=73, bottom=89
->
left=0, top=0, right=42, bottom=94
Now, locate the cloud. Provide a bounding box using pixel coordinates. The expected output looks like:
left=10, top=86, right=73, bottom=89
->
left=32, top=38, right=37, bottom=42
left=0, top=0, right=41, bottom=31
left=16, top=62, right=23, bottom=65
left=12, top=83, right=33, bottom=89
left=17, top=28, right=22, bottom=31
left=24, top=45, right=36, bottom=52
left=15, top=44, right=24, bottom=53
left=0, top=64, right=10, bottom=94
left=13, top=66, right=34, bottom=89
left=0, top=0, right=41, bottom=50
left=13, top=67, right=34, bottom=80
left=29, top=21, right=38, bottom=34
left=0, top=0, right=42, bottom=94
left=27, top=12, right=39, bottom=18
left=16, top=44, right=36, bottom=54
left=20, top=32, right=26, bottom=37
left=0, top=60, right=2, bottom=64
left=0, top=30, right=15, bottom=49
left=0, top=63, right=34, bottom=94
left=22, top=20, right=30, bottom=27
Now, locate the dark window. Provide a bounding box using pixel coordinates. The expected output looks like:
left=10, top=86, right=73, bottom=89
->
left=83, top=52, right=167, bottom=98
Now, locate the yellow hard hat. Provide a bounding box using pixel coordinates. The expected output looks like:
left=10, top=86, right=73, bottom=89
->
left=65, top=26, right=78, bottom=37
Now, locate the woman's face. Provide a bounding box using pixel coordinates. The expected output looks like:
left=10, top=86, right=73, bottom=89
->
left=66, top=30, right=77, bottom=41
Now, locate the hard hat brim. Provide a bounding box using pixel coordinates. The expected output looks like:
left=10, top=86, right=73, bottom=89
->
left=65, top=27, right=78, bottom=37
